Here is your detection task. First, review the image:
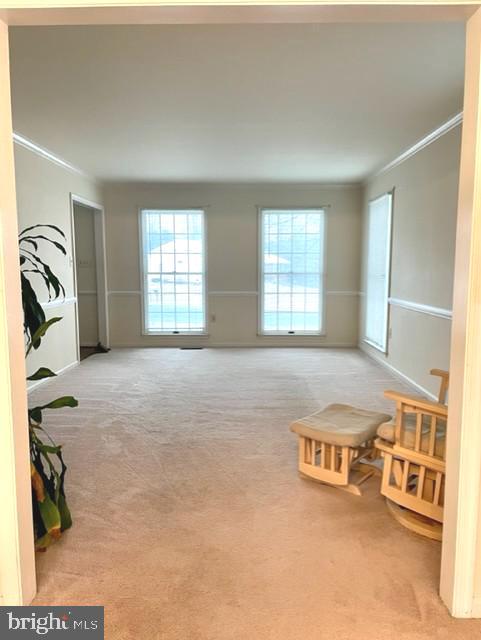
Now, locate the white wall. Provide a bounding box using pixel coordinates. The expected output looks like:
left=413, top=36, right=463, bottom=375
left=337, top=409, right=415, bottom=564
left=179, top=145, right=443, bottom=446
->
left=104, top=182, right=362, bottom=347
left=14, top=144, right=103, bottom=382
left=360, top=126, right=461, bottom=397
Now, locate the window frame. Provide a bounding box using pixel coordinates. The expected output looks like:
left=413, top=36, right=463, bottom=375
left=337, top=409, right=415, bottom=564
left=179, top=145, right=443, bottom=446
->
left=139, top=207, right=208, bottom=336
left=257, top=206, right=327, bottom=336
left=363, top=191, right=394, bottom=354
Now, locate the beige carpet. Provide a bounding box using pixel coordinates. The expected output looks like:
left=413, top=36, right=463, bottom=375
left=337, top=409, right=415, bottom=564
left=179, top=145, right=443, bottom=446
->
left=31, top=348, right=479, bottom=639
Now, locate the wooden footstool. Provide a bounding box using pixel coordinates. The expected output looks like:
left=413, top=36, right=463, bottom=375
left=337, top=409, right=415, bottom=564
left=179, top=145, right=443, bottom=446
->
left=290, top=404, right=392, bottom=496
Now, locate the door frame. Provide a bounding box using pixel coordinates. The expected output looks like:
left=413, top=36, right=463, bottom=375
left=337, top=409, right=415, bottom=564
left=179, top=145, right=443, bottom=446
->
left=70, top=193, right=109, bottom=356
left=2, top=0, right=481, bottom=617
left=0, top=18, right=36, bottom=607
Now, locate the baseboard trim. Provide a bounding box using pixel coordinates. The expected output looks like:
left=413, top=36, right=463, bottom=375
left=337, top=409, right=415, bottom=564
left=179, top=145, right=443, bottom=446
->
left=27, top=360, right=79, bottom=392
left=110, top=342, right=358, bottom=349
left=208, top=342, right=358, bottom=348
left=358, top=342, right=437, bottom=401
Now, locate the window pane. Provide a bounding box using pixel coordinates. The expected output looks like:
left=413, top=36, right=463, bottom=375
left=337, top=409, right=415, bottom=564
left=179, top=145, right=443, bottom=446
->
left=260, top=209, right=325, bottom=334
left=142, top=209, right=206, bottom=333
left=365, top=194, right=392, bottom=352
left=292, top=213, right=307, bottom=233
left=189, top=254, right=203, bottom=272
left=292, top=254, right=306, bottom=273
left=264, top=274, right=278, bottom=293
left=278, top=235, right=292, bottom=252
left=305, top=253, right=320, bottom=272
left=292, top=234, right=305, bottom=252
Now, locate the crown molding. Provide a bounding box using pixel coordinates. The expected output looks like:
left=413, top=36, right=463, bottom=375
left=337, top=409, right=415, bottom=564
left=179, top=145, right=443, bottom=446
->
left=368, top=112, right=463, bottom=182
left=12, top=132, right=96, bottom=181
left=14, top=112, right=462, bottom=188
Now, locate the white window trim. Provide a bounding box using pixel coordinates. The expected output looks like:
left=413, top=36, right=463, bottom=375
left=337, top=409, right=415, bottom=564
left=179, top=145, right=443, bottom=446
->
left=138, top=207, right=209, bottom=336
left=363, top=191, right=394, bottom=354
left=257, top=206, right=327, bottom=336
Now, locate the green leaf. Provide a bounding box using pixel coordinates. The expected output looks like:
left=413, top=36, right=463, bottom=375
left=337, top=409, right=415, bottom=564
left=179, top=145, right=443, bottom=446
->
left=28, top=317, right=62, bottom=353
left=20, top=224, right=66, bottom=239
left=44, top=264, right=65, bottom=298
left=29, top=407, right=43, bottom=424
left=27, top=367, right=57, bottom=381
left=29, top=396, right=78, bottom=425
left=21, top=273, right=46, bottom=342
left=31, top=461, right=62, bottom=546
left=58, top=492, right=72, bottom=531
left=37, top=443, right=62, bottom=455
left=20, top=249, right=65, bottom=297
left=34, top=532, right=55, bottom=550
left=38, top=493, right=61, bottom=532
left=20, top=254, right=57, bottom=300
left=41, top=396, right=78, bottom=410
left=21, top=235, right=67, bottom=255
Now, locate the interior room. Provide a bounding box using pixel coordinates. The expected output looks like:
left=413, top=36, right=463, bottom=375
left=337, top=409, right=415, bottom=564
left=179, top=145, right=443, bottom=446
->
left=3, top=10, right=481, bottom=639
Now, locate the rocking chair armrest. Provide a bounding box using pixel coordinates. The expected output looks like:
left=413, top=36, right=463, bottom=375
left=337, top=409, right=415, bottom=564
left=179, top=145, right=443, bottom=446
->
left=383, top=390, right=448, bottom=417
left=430, top=368, right=449, bottom=381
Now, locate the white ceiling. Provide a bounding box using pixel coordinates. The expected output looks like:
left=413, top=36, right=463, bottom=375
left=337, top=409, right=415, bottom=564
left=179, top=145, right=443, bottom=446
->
left=9, top=24, right=465, bottom=183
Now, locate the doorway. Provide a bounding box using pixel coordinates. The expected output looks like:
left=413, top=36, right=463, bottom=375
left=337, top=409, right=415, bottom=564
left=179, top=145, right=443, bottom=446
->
left=1, top=3, right=481, bottom=619
left=70, top=194, right=109, bottom=360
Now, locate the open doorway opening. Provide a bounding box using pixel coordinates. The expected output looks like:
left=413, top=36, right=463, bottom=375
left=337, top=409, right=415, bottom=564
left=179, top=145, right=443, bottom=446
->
left=70, top=195, right=109, bottom=361
left=0, top=3, right=479, bottom=624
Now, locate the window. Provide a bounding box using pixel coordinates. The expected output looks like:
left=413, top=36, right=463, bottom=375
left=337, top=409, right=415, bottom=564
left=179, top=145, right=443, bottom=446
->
left=364, top=192, right=393, bottom=352
left=260, top=208, right=326, bottom=334
left=140, top=209, right=206, bottom=334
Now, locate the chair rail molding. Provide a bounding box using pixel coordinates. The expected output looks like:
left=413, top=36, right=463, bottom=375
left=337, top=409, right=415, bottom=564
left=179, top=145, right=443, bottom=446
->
left=326, top=290, right=360, bottom=296
left=388, top=297, right=452, bottom=320
left=40, top=296, right=77, bottom=309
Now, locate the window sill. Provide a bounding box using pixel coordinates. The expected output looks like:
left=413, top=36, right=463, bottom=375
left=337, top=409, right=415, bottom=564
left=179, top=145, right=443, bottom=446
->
left=259, top=331, right=326, bottom=337
left=142, top=331, right=209, bottom=337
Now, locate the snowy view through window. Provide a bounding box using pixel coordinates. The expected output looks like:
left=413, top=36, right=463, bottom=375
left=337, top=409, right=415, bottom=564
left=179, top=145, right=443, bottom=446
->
left=261, top=209, right=325, bottom=334
left=142, top=209, right=205, bottom=333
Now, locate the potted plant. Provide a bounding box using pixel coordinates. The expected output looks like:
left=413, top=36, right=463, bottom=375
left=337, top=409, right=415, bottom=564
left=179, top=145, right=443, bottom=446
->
left=20, top=224, right=78, bottom=550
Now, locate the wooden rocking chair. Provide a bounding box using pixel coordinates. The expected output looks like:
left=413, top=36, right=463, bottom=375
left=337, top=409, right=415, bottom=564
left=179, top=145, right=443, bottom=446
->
left=375, top=369, right=449, bottom=541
